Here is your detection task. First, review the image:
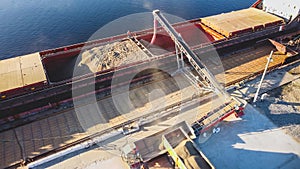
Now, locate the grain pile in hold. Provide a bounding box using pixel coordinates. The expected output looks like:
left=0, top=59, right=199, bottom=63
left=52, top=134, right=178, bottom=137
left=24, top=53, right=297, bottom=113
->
left=79, top=40, right=149, bottom=73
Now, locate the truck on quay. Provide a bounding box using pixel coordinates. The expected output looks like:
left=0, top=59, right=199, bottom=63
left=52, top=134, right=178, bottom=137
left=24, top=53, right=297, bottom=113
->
left=121, top=121, right=214, bottom=169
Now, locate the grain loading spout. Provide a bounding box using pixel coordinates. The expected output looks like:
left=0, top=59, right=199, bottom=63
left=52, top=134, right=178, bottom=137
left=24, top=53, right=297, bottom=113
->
left=151, top=10, right=229, bottom=100
left=151, top=10, right=245, bottom=140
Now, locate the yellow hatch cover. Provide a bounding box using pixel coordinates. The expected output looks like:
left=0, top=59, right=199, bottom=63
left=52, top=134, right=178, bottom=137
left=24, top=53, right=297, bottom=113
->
left=201, top=8, right=284, bottom=38
left=0, top=52, right=47, bottom=93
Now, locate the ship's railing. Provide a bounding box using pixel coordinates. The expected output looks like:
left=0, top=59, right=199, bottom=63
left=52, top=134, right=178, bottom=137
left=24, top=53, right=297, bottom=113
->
left=39, top=19, right=200, bottom=59
left=251, top=0, right=263, bottom=8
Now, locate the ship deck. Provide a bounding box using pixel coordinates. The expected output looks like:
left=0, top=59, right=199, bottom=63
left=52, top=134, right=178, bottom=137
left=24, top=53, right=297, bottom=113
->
left=216, top=43, right=291, bottom=86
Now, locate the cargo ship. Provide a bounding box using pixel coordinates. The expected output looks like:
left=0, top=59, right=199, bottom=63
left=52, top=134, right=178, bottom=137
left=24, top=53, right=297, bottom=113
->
left=0, top=0, right=299, bottom=122
left=0, top=0, right=300, bottom=168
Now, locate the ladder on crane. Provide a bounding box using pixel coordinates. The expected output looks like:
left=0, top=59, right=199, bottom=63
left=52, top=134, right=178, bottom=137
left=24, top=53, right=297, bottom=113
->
left=151, top=10, right=244, bottom=142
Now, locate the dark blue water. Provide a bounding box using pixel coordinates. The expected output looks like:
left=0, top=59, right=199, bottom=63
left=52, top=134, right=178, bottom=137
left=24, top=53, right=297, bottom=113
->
left=0, top=0, right=255, bottom=59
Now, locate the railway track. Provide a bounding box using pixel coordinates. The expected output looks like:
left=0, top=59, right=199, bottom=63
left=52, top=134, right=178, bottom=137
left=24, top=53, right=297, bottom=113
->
left=1, top=71, right=197, bottom=169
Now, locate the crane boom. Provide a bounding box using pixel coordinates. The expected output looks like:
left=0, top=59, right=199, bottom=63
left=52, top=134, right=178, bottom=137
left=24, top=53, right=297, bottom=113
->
left=152, top=10, right=228, bottom=99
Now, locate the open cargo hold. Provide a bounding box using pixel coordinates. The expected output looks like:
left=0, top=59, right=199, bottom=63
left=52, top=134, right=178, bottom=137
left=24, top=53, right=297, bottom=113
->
left=42, top=39, right=149, bottom=83
left=200, top=8, right=284, bottom=38
left=137, top=22, right=214, bottom=56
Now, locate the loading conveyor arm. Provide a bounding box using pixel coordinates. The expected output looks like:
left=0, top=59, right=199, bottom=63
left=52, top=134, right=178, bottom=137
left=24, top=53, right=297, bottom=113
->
left=152, top=10, right=228, bottom=99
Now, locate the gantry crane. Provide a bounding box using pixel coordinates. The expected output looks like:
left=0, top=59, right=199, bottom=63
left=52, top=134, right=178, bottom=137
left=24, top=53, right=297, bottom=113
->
left=151, top=10, right=244, bottom=142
